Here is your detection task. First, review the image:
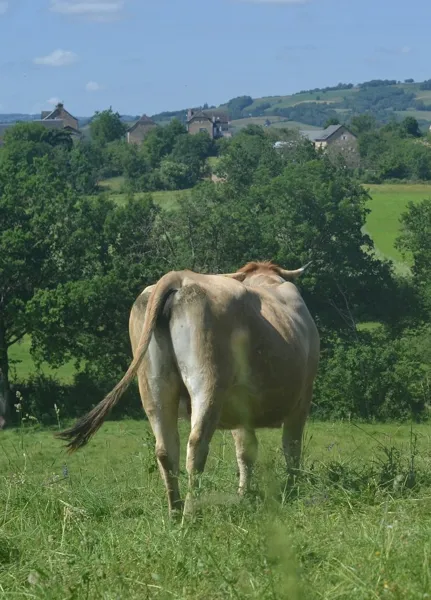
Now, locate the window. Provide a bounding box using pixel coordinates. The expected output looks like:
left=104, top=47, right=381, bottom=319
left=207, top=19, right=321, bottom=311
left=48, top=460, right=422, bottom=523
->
left=342, top=135, right=348, bottom=140
left=199, top=128, right=207, bottom=133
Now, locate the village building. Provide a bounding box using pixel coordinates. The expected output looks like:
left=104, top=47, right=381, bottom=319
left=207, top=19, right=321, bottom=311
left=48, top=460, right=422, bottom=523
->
left=41, top=102, right=80, bottom=133
left=300, top=124, right=357, bottom=151
left=0, top=103, right=81, bottom=146
left=274, top=124, right=357, bottom=158
left=187, top=109, right=231, bottom=139
left=127, top=114, right=157, bottom=144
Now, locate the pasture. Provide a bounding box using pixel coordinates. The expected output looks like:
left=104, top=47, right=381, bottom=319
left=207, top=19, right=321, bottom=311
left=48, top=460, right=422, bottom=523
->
left=98, top=177, right=189, bottom=211
left=230, top=117, right=319, bottom=131
left=364, top=183, right=431, bottom=266
left=1, top=420, right=430, bottom=598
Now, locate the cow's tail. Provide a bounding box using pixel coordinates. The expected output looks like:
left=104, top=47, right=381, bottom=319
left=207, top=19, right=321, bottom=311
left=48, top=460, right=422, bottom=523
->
left=56, top=271, right=184, bottom=453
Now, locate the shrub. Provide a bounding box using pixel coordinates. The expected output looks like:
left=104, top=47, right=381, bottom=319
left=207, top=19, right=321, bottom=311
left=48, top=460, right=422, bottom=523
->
left=313, top=329, right=430, bottom=421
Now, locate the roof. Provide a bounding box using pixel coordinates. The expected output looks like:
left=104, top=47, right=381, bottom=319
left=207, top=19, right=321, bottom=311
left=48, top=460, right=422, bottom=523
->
left=300, top=124, right=354, bottom=142
left=187, top=110, right=211, bottom=123
left=42, top=103, right=78, bottom=124
left=128, top=114, right=156, bottom=132
left=188, top=109, right=229, bottom=124
left=202, top=109, right=229, bottom=123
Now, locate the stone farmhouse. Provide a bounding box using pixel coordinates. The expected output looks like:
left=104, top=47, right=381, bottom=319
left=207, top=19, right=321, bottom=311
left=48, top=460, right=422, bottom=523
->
left=274, top=124, right=357, bottom=156
left=0, top=102, right=80, bottom=146
left=41, top=102, right=79, bottom=133
left=126, top=114, right=157, bottom=144
left=187, top=109, right=231, bottom=139
left=300, top=124, right=357, bottom=151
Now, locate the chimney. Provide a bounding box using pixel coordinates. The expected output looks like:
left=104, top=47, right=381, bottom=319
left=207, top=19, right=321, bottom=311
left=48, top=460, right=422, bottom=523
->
left=187, top=109, right=194, bottom=121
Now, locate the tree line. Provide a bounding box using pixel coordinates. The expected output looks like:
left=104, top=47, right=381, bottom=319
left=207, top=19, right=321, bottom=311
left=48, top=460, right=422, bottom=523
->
left=0, top=120, right=430, bottom=426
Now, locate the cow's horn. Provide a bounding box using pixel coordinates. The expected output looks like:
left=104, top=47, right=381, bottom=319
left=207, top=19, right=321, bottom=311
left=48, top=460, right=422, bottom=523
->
left=280, top=261, right=312, bottom=280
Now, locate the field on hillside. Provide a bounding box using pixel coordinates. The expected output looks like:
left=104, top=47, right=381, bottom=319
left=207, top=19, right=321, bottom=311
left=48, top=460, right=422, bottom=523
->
left=364, top=184, right=431, bottom=266
left=1, top=420, right=430, bottom=599
left=245, top=88, right=358, bottom=113
left=230, top=117, right=319, bottom=131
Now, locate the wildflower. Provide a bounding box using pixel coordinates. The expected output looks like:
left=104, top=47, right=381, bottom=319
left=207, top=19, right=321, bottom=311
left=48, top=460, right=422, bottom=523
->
left=28, top=572, right=40, bottom=586
left=375, top=551, right=381, bottom=557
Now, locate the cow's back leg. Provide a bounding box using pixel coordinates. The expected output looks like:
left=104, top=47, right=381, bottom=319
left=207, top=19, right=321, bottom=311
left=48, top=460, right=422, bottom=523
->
left=232, top=428, right=258, bottom=495
left=183, top=389, right=222, bottom=516
left=282, top=386, right=312, bottom=475
left=137, top=368, right=182, bottom=516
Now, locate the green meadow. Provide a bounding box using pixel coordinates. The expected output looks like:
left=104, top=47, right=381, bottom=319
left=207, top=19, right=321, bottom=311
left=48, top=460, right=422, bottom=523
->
left=1, top=420, right=430, bottom=599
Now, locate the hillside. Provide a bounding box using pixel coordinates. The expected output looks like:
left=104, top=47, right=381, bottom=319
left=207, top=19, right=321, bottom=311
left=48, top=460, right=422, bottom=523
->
left=150, top=79, right=431, bottom=131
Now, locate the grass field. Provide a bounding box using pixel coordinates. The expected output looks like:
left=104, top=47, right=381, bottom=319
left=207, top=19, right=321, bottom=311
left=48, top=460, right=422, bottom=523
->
left=395, top=110, right=431, bottom=123
left=8, top=336, right=75, bottom=383
left=1, top=420, right=430, bottom=598
left=364, top=184, right=431, bottom=266
left=244, top=88, right=358, bottom=114
left=230, top=117, right=319, bottom=131
left=98, top=177, right=189, bottom=211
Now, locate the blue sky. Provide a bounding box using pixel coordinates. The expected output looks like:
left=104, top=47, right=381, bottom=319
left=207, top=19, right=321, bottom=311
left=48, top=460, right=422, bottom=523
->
left=0, top=0, right=430, bottom=117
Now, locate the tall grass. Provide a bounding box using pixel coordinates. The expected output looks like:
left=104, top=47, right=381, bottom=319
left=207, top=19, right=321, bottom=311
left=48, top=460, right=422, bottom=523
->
left=1, top=420, right=430, bottom=598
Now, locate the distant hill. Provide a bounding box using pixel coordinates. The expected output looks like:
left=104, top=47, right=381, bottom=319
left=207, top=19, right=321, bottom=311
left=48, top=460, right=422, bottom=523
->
left=220, top=80, right=431, bottom=131
left=2, top=79, right=431, bottom=131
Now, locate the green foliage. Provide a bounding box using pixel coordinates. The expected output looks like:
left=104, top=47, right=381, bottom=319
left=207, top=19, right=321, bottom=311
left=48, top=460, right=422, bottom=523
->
left=226, top=95, right=254, bottom=119
left=349, top=114, right=377, bottom=136
left=397, top=199, right=431, bottom=313
left=357, top=122, right=431, bottom=182
left=270, top=102, right=340, bottom=127
left=89, top=108, right=127, bottom=145
left=2, top=119, right=431, bottom=425
left=399, top=116, right=421, bottom=138
left=324, top=117, right=340, bottom=128
left=314, top=329, right=430, bottom=420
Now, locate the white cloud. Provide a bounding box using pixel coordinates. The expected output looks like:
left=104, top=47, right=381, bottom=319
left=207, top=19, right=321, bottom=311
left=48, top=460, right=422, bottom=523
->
left=33, top=49, right=78, bottom=67
left=50, top=1, right=125, bottom=20
left=0, top=1, right=8, bottom=15
left=47, top=97, right=61, bottom=105
left=85, top=80, right=102, bottom=92
left=401, top=46, right=411, bottom=54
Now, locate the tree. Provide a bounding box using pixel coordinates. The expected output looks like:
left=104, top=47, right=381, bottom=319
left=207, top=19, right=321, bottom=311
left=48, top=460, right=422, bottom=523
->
left=400, top=116, right=421, bottom=138
left=324, top=117, right=340, bottom=128
left=396, top=199, right=431, bottom=311
left=0, top=125, right=163, bottom=423
left=161, top=133, right=397, bottom=335
left=227, top=95, right=253, bottom=119
left=170, top=131, right=213, bottom=184
left=349, top=114, right=377, bottom=136
left=0, top=150, right=86, bottom=420
left=89, top=108, right=127, bottom=145
left=28, top=196, right=162, bottom=388
left=142, top=119, right=186, bottom=168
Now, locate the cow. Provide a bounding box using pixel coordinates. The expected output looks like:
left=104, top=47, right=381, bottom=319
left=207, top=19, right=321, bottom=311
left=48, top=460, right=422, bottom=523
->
left=57, top=261, right=320, bottom=517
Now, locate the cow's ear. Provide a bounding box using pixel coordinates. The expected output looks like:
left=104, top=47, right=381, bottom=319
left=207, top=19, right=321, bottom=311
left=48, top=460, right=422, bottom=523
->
left=220, top=272, right=247, bottom=282
left=279, top=262, right=312, bottom=281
